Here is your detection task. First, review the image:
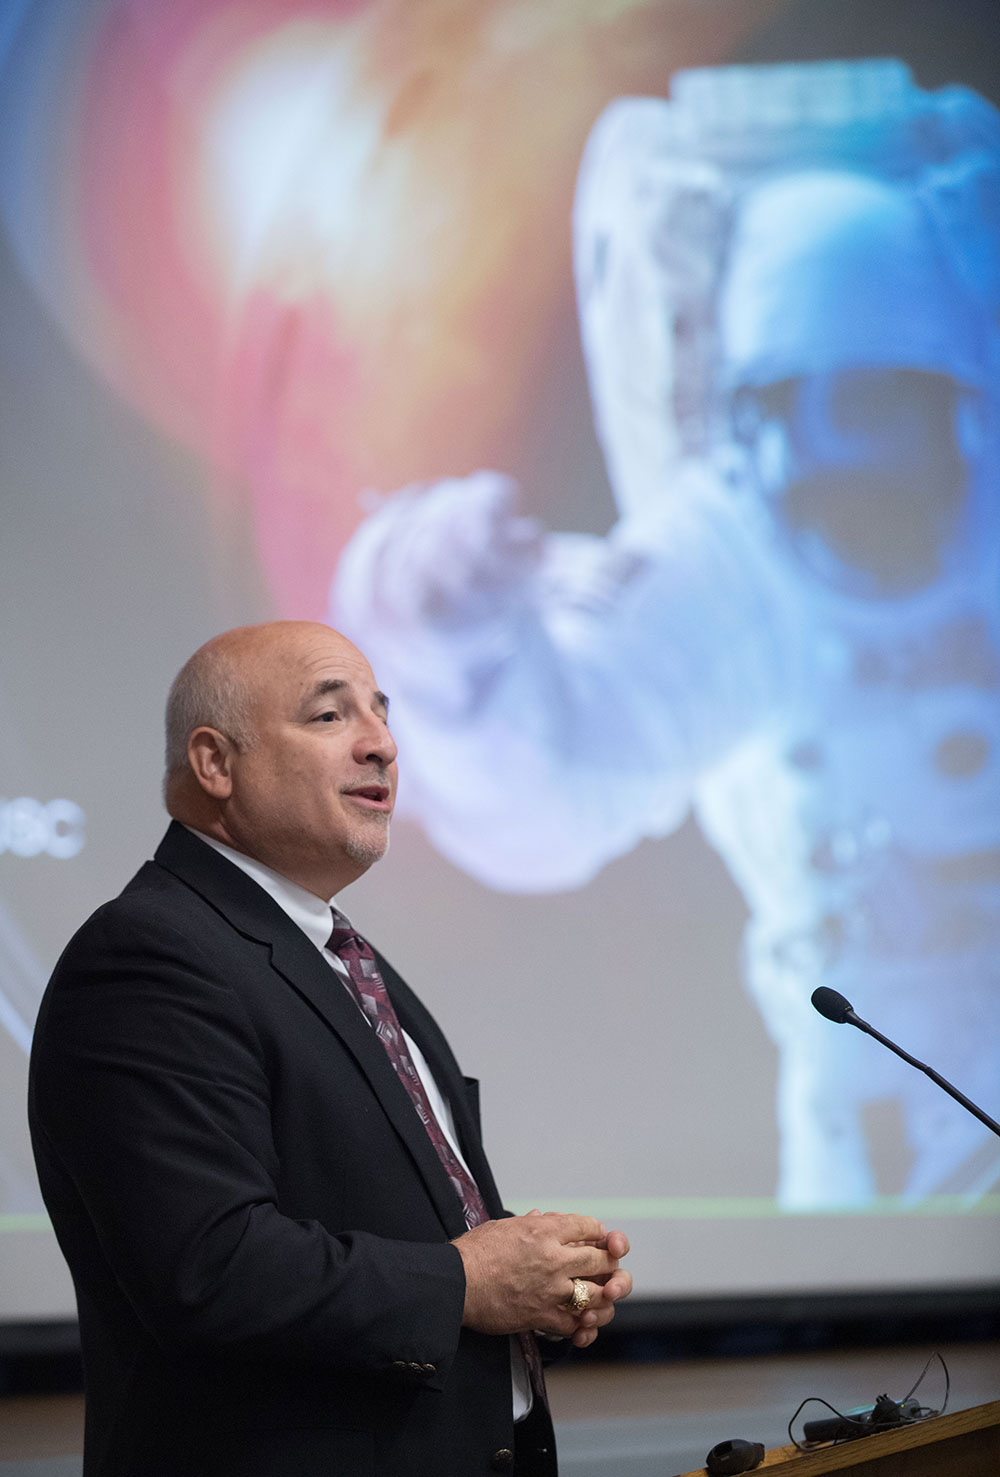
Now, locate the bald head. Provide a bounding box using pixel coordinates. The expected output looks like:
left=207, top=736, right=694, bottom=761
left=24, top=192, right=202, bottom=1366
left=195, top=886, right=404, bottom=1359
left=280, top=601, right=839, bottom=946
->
left=164, top=622, right=398, bottom=896
left=164, top=629, right=258, bottom=805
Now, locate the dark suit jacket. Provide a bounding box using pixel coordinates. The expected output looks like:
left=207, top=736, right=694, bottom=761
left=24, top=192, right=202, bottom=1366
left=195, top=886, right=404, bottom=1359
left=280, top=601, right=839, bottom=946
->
left=29, top=823, right=557, bottom=1476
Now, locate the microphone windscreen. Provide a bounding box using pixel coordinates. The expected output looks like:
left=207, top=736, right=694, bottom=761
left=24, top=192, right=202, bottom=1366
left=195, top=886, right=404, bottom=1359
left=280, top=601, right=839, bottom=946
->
left=811, top=986, right=855, bottom=1023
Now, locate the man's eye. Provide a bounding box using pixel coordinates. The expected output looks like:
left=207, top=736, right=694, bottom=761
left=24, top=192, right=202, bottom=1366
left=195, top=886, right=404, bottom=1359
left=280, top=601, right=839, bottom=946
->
left=316, top=711, right=339, bottom=723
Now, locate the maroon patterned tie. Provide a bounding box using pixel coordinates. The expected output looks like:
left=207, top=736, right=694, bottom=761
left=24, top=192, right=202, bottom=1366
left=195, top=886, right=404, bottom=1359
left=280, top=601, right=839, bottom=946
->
left=326, top=908, right=547, bottom=1403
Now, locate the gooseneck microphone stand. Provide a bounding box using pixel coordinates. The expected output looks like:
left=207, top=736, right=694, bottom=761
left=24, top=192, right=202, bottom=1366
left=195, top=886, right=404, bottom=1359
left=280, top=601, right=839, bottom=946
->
left=811, top=986, right=1000, bottom=1140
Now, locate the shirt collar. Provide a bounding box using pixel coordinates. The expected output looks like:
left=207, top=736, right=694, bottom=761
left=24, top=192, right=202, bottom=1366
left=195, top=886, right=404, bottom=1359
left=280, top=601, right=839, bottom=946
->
left=185, top=826, right=345, bottom=953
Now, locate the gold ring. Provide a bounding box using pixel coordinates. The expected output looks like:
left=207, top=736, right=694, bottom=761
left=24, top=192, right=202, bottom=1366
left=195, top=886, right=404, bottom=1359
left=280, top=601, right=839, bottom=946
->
left=568, top=1277, right=591, bottom=1314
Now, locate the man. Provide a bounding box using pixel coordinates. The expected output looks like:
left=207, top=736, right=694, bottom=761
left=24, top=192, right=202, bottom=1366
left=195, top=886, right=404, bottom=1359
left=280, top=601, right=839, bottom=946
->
left=29, top=620, right=632, bottom=1476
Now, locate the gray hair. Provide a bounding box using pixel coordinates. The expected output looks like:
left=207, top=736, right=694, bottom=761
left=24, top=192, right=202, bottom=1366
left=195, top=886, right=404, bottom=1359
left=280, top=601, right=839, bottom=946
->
left=163, top=640, right=256, bottom=797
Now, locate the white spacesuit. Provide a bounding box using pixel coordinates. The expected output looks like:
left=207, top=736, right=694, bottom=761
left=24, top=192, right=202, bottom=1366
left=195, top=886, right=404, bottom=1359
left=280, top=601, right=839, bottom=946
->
left=332, top=60, right=1000, bottom=1208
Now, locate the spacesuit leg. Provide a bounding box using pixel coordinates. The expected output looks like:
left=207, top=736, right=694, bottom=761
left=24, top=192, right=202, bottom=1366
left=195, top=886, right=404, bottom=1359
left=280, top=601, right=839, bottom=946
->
left=774, top=1038, right=877, bottom=1209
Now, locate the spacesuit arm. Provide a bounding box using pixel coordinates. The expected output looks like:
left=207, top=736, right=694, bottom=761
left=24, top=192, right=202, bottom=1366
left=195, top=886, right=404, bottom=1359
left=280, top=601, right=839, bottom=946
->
left=331, top=469, right=784, bottom=892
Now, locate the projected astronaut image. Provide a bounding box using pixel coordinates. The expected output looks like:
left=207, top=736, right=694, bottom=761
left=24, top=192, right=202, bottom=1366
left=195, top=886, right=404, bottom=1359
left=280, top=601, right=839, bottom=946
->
left=1, top=0, right=999, bottom=1260
left=333, top=60, right=1000, bottom=1210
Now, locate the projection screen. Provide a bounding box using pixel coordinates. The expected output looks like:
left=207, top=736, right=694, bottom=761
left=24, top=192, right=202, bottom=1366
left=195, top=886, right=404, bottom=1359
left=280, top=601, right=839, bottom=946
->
left=1, top=0, right=999, bottom=1324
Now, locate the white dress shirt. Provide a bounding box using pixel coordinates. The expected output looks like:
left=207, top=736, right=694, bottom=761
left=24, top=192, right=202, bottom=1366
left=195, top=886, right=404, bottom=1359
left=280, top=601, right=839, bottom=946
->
left=185, top=828, right=531, bottom=1418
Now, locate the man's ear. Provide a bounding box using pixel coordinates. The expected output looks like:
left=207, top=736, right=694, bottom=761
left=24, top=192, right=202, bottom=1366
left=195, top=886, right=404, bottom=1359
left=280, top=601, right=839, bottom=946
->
left=187, top=727, right=235, bottom=798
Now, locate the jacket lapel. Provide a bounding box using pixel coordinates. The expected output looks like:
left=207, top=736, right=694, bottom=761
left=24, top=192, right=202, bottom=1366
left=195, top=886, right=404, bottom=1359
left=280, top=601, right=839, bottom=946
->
left=379, top=952, right=506, bottom=1220
left=152, top=824, right=471, bottom=1238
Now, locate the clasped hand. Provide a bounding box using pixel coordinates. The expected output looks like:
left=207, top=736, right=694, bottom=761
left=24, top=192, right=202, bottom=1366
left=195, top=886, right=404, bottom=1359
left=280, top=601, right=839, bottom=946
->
left=452, top=1210, right=632, bottom=1350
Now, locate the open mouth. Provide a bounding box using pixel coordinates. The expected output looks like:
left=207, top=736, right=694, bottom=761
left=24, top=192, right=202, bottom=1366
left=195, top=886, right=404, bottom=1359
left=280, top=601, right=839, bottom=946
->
left=342, top=785, right=392, bottom=810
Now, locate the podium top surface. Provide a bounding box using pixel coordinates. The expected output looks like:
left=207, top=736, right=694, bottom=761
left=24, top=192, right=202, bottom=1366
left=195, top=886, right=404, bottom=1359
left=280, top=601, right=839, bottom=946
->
left=673, top=1397, right=1000, bottom=1476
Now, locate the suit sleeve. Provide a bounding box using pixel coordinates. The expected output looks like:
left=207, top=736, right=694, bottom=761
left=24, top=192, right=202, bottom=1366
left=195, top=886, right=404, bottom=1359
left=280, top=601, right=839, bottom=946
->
left=29, top=900, right=467, bottom=1383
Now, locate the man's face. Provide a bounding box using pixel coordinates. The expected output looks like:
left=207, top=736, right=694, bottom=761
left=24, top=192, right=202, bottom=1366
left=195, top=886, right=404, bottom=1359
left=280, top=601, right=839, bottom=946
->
left=220, top=625, right=398, bottom=897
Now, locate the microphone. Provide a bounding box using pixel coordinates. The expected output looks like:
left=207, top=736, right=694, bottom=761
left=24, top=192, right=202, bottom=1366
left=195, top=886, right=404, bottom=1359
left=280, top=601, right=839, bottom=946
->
left=811, top=987, right=859, bottom=1025
left=810, top=988, right=1000, bottom=1140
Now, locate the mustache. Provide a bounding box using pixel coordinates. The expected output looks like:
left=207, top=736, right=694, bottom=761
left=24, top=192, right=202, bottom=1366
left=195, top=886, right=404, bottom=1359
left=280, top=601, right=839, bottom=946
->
left=341, top=768, right=394, bottom=793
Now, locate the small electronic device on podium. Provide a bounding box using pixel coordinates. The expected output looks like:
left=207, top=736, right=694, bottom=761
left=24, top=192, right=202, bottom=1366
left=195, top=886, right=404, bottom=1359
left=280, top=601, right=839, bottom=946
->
left=705, top=1437, right=765, bottom=1474
left=801, top=1395, right=921, bottom=1444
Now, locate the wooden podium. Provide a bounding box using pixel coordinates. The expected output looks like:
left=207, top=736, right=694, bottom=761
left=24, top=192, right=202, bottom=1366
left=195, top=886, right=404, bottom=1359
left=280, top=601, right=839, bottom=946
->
left=674, top=1399, right=1000, bottom=1477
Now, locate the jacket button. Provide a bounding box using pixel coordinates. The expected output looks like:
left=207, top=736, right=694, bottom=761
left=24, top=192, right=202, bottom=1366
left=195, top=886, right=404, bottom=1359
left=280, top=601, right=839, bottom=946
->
left=490, top=1450, right=514, bottom=1471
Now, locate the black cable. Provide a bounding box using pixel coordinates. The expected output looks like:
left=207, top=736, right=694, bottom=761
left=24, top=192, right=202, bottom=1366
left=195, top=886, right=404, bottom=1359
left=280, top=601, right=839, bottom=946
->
left=787, top=1396, right=875, bottom=1452
left=901, top=1350, right=950, bottom=1419
left=787, top=1352, right=951, bottom=1453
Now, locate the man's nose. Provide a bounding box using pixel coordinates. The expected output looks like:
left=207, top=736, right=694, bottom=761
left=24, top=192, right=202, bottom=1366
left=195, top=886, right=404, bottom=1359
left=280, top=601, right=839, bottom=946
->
left=354, top=712, right=398, bottom=767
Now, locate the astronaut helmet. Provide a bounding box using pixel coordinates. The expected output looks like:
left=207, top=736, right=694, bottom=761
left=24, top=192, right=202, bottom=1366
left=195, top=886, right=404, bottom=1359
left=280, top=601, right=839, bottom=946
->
left=574, top=60, right=1000, bottom=595
left=720, top=167, right=991, bottom=598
